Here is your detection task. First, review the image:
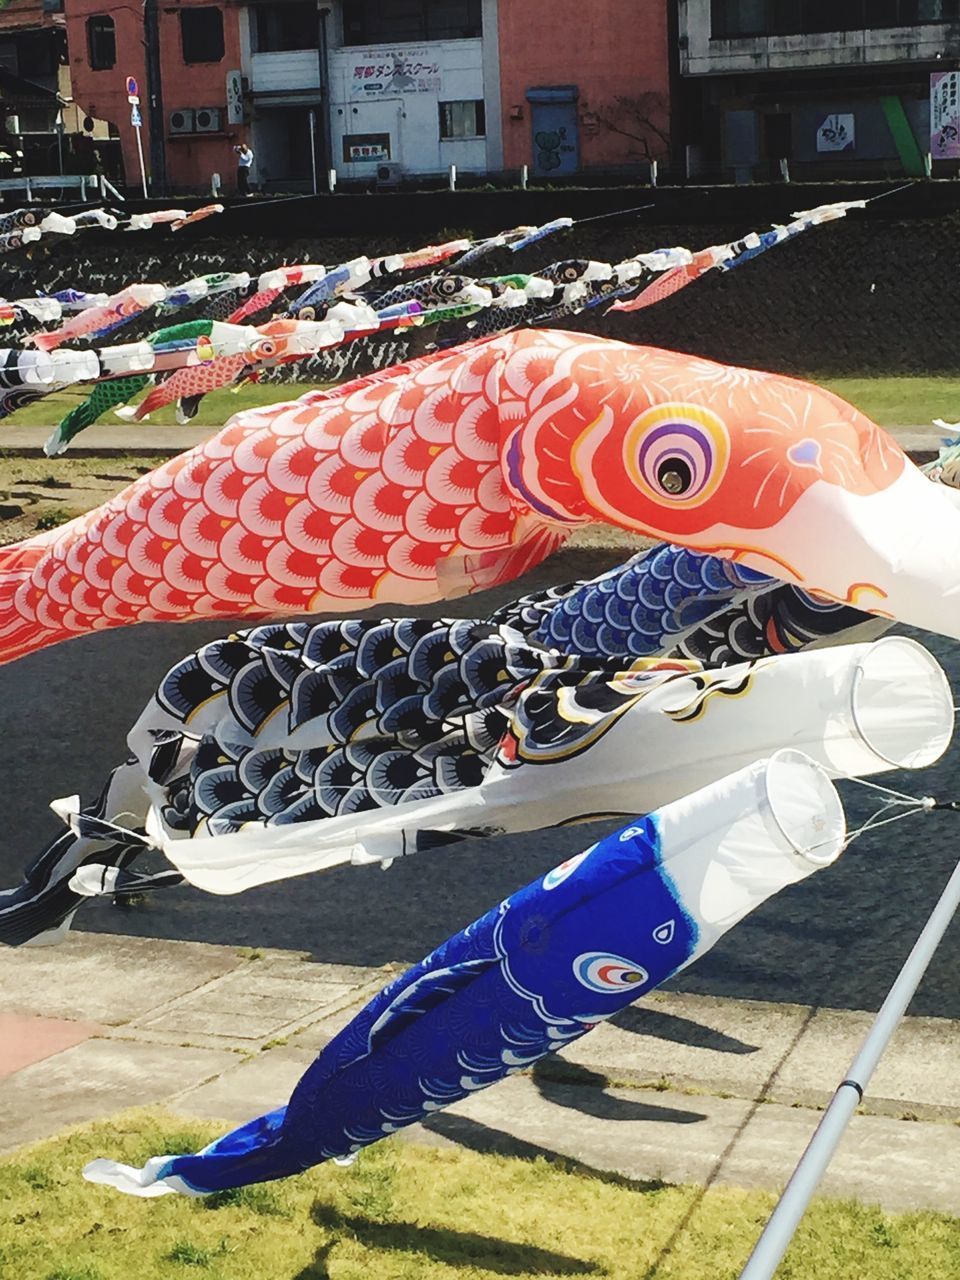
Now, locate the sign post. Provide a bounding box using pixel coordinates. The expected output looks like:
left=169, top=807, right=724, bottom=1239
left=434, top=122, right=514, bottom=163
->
left=125, top=75, right=148, bottom=197
left=308, top=108, right=318, bottom=195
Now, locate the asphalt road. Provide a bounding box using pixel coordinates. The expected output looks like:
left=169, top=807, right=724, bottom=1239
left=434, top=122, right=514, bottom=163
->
left=1, top=545, right=958, bottom=1019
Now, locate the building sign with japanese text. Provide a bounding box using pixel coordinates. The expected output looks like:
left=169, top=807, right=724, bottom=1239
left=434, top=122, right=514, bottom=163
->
left=931, top=71, right=960, bottom=159
left=816, top=113, right=854, bottom=152
left=343, top=133, right=391, bottom=162
left=348, top=47, right=442, bottom=98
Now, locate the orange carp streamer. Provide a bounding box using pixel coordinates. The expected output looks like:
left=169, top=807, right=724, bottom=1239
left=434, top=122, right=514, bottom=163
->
left=2, top=328, right=958, bottom=668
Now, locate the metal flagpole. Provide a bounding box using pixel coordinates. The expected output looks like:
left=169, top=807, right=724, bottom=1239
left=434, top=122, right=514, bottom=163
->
left=309, top=109, right=318, bottom=195
left=740, top=847, right=960, bottom=1280
left=133, top=107, right=148, bottom=198
left=125, top=76, right=148, bottom=198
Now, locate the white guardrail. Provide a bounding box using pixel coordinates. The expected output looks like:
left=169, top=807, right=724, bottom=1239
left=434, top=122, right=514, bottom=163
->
left=0, top=174, right=125, bottom=202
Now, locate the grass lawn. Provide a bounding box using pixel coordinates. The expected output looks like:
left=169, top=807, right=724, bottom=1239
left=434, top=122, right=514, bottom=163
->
left=1, top=380, right=316, bottom=431
left=0, top=456, right=172, bottom=546
left=2, top=375, right=960, bottom=435
left=1, top=1110, right=957, bottom=1280
left=817, top=376, right=960, bottom=429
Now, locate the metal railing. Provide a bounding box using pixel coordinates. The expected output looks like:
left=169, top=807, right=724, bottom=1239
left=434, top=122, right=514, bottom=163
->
left=0, top=174, right=125, bottom=202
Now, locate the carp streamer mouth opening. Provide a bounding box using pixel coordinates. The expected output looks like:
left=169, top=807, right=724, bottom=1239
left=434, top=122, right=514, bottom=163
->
left=850, top=636, right=954, bottom=771
left=763, top=749, right=846, bottom=867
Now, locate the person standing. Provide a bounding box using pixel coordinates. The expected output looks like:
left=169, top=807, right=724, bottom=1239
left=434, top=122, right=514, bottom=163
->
left=234, top=143, right=254, bottom=196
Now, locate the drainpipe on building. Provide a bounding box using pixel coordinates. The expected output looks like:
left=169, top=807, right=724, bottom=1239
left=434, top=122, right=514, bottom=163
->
left=143, top=0, right=167, bottom=195
left=316, top=5, right=332, bottom=181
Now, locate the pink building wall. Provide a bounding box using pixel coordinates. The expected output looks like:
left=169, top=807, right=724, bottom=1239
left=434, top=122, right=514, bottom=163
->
left=67, top=0, right=246, bottom=192
left=66, top=0, right=146, bottom=185
left=157, top=0, right=245, bottom=190
left=497, top=0, right=671, bottom=171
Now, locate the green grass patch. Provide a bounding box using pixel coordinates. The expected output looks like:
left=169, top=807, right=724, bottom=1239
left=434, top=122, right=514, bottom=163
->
left=0, top=374, right=958, bottom=435
left=816, top=376, right=960, bottom=428
left=0, top=1109, right=958, bottom=1279
left=0, top=379, right=319, bottom=431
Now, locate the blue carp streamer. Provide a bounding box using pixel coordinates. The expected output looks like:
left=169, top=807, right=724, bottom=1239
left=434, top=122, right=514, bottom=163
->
left=85, top=809, right=699, bottom=1194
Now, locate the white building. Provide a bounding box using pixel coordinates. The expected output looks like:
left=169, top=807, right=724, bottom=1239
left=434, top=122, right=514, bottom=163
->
left=240, top=0, right=503, bottom=190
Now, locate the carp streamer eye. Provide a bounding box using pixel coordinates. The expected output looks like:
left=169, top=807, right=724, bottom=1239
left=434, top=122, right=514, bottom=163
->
left=657, top=458, right=692, bottom=494
left=298, top=305, right=316, bottom=321
left=625, top=403, right=730, bottom=509
left=573, top=951, right=649, bottom=993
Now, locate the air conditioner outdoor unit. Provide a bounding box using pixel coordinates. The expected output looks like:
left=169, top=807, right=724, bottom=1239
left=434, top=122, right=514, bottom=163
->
left=169, top=108, right=194, bottom=134
left=375, top=161, right=403, bottom=187
left=194, top=107, right=222, bottom=133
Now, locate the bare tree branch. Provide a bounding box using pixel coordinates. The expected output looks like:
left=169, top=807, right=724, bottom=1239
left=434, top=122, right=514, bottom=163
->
left=591, top=92, right=671, bottom=162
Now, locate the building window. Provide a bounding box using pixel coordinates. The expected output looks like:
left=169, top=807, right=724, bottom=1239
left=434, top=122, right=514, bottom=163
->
left=254, top=2, right=318, bottom=52
left=86, top=16, right=116, bottom=71
left=342, top=0, right=482, bottom=45
left=181, top=7, right=225, bottom=64
left=711, top=0, right=960, bottom=36
left=763, top=112, right=792, bottom=160
left=18, top=32, right=59, bottom=80
left=439, top=99, right=485, bottom=139
left=425, top=0, right=483, bottom=38
left=18, top=105, right=58, bottom=134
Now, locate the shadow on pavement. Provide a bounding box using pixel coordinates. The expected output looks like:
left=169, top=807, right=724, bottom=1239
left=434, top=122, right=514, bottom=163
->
left=609, top=1006, right=760, bottom=1055
left=531, top=1060, right=707, bottom=1124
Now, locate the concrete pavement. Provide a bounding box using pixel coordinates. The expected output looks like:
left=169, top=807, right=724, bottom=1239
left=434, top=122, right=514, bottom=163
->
left=1, top=930, right=958, bottom=1214
left=0, top=423, right=218, bottom=455
left=0, top=421, right=947, bottom=463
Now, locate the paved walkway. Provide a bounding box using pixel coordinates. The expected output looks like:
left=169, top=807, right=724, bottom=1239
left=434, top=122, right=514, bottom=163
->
left=0, top=422, right=948, bottom=462
left=0, top=423, right=219, bottom=455
left=1, top=931, right=958, bottom=1214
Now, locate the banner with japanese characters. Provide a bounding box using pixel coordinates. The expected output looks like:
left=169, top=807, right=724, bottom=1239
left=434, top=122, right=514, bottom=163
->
left=816, top=113, right=854, bottom=153
left=348, top=48, right=442, bottom=98
left=931, top=71, right=960, bottom=159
